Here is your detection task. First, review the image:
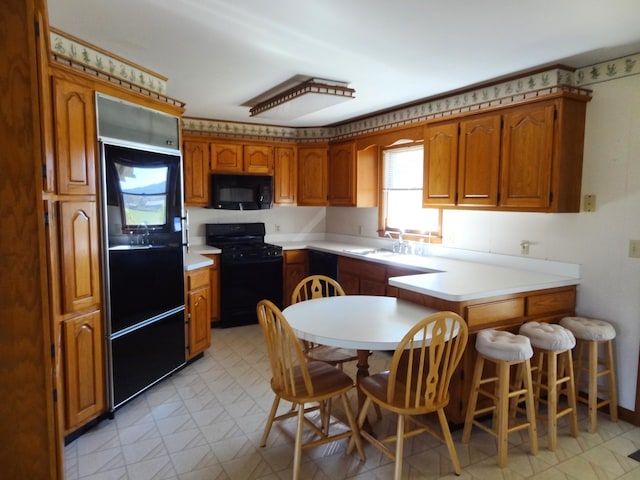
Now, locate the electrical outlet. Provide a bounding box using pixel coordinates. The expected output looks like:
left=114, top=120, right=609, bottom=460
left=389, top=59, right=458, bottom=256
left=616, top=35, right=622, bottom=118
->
left=275, top=224, right=280, bottom=232
left=357, top=225, right=363, bottom=235
left=629, top=240, right=640, bottom=258
left=584, top=194, right=596, bottom=212
left=520, top=240, right=530, bottom=255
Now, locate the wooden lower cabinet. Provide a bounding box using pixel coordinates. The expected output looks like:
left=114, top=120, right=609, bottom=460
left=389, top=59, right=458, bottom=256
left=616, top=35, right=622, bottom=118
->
left=186, top=266, right=212, bottom=359
left=204, top=254, right=220, bottom=324
left=283, top=249, right=309, bottom=306
left=62, top=310, right=105, bottom=431
left=397, top=284, right=577, bottom=424
left=338, top=256, right=387, bottom=296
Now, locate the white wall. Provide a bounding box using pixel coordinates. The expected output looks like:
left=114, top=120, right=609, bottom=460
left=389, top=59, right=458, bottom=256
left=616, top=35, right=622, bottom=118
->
left=188, top=73, right=640, bottom=410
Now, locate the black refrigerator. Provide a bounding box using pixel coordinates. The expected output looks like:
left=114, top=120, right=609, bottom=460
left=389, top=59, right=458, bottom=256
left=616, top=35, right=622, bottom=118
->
left=100, top=142, right=186, bottom=411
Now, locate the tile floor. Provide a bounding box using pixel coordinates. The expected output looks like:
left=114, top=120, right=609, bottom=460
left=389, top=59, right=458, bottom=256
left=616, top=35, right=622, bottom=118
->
left=65, top=324, right=640, bottom=479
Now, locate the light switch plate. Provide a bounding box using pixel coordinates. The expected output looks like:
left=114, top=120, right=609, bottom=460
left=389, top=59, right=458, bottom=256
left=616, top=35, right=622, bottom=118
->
left=584, top=194, right=596, bottom=212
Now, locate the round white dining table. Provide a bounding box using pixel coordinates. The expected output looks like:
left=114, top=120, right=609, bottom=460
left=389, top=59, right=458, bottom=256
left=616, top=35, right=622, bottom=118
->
left=283, top=295, right=439, bottom=352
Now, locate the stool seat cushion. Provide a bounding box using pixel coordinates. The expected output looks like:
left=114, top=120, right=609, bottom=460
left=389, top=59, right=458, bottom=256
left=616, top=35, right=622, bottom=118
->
left=559, top=316, right=616, bottom=341
left=475, top=329, right=533, bottom=361
left=519, top=322, right=576, bottom=351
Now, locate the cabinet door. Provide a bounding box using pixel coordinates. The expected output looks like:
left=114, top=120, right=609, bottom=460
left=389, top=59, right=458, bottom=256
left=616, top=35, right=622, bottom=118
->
left=244, top=145, right=273, bottom=174
left=58, top=201, right=101, bottom=314
left=283, top=249, right=308, bottom=307
left=52, top=77, right=96, bottom=195
left=186, top=267, right=211, bottom=358
left=62, top=310, right=105, bottom=429
left=183, top=141, right=210, bottom=206
left=458, top=114, right=501, bottom=207
left=328, top=142, right=355, bottom=206
left=500, top=103, right=555, bottom=209
left=274, top=146, right=297, bottom=205
left=297, top=146, right=328, bottom=206
left=423, top=122, right=458, bottom=206
left=187, top=285, right=211, bottom=359
left=211, top=142, right=242, bottom=172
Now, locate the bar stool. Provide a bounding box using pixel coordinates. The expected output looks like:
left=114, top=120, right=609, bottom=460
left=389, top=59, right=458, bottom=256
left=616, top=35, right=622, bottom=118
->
left=560, top=316, right=618, bottom=432
left=462, top=329, right=538, bottom=467
left=519, top=321, right=578, bottom=450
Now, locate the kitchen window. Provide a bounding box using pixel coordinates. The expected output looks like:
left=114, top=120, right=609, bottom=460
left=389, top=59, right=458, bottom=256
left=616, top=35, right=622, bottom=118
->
left=380, top=142, right=442, bottom=242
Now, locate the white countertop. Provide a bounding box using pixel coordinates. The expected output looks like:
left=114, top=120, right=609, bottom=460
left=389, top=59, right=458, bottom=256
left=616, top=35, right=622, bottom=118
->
left=274, top=240, right=580, bottom=302
left=184, top=252, right=215, bottom=271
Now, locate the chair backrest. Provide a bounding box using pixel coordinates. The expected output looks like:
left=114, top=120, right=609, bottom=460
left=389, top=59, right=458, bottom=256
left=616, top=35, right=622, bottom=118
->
left=291, top=274, right=345, bottom=304
left=387, top=311, right=468, bottom=411
left=256, top=299, right=314, bottom=397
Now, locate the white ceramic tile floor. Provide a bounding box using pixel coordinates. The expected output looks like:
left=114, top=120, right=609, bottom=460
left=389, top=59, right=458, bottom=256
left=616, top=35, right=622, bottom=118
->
left=65, top=324, right=640, bottom=479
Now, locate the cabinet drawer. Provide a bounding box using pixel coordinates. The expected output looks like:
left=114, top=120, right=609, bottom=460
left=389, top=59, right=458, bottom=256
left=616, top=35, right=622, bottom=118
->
left=187, top=268, right=209, bottom=290
left=284, top=249, right=307, bottom=264
left=526, top=288, right=576, bottom=316
left=466, top=298, right=525, bottom=328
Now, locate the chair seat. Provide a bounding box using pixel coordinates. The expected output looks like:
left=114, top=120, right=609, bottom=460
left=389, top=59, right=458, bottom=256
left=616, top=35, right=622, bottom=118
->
left=359, top=371, right=448, bottom=414
left=560, top=316, right=616, bottom=341
left=273, top=361, right=355, bottom=403
left=304, top=345, right=359, bottom=365
left=519, top=321, right=575, bottom=351
left=476, top=329, right=533, bottom=361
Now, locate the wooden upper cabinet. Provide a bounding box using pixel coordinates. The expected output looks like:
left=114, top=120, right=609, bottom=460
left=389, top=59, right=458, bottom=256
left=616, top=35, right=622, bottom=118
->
left=297, top=146, right=328, bottom=206
left=52, top=77, right=97, bottom=195
left=457, top=114, right=501, bottom=207
left=183, top=141, right=210, bottom=206
left=328, top=142, right=378, bottom=207
left=274, top=146, right=297, bottom=205
left=62, top=310, right=105, bottom=430
left=244, top=145, right=273, bottom=174
left=210, top=142, right=242, bottom=172
left=423, top=122, right=458, bottom=206
left=422, top=94, right=589, bottom=212
left=328, top=141, right=355, bottom=205
left=500, top=102, right=555, bottom=209
left=58, top=200, right=101, bottom=314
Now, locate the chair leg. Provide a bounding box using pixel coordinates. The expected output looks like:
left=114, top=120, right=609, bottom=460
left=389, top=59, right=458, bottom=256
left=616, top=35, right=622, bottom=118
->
left=293, top=403, right=305, bottom=480
left=564, top=350, right=579, bottom=438
left=606, top=340, right=619, bottom=422
left=496, top=361, right=509, bottom=468
left=261, top=395, right=281, bottom=447
left=438, top=408, right=462, bottom=475
left=394, top=414, right=405, bottom=480
left=588, top=340, right=598, bottom=432
left=341, top=392, right=365, bottom=461
left=462, top=355, right=485, bottom=443
left=546, top=351, right=559, bottom=451
left=523, top=359, right=539, bottom=456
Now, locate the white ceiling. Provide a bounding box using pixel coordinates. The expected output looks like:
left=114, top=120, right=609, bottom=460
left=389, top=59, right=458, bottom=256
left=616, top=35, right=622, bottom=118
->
left=48, top=0, right=640, bottom=127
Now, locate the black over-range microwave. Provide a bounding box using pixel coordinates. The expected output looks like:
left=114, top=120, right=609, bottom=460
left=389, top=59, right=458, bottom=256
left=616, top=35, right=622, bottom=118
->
left=209, top=173, right=273, bottom=210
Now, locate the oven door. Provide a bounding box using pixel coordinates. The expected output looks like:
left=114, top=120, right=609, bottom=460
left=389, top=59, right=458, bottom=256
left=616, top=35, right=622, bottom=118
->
left=219, top=256, right=283, bottom=327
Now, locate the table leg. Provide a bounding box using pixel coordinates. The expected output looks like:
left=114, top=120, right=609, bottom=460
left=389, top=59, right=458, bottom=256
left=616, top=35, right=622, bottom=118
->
left=356, top=349, right=373, bottom=434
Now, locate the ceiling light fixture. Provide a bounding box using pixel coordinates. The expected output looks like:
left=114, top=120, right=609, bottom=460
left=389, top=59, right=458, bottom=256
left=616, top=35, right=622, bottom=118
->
left=248, top=77, right=355, bottom=120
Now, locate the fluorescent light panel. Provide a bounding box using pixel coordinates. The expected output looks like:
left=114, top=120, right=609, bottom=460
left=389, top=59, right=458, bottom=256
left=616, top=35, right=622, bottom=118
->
left=249, top=78, right=355, bottom=120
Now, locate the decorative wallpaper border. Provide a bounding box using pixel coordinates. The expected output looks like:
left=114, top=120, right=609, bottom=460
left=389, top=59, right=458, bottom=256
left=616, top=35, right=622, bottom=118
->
left=50, top=28, right=168, bottom=95
left=575, top=52, right=640, bottom=86
left=51, top=25, right=637, bottom=142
